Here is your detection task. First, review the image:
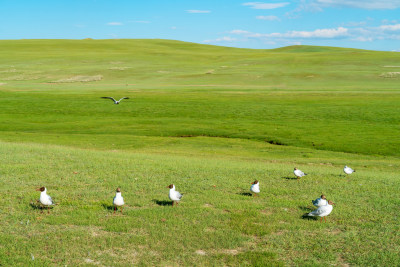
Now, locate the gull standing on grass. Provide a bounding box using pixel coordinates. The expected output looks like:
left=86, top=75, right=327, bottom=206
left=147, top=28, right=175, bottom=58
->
left=113, top=188, right=124, bottom=214
left=167, top=184, right=183, bottom=206
left=250, top=180, right=260, bottom=197
left=294, top=168, right=307, bottom=180
left=344, top=165, right=356, bottom=176
left=101, top=97, right=129, bottom=104
left=308, top=200, right=335, bottom=222
left=312, top=194, right=327, bottom=207
left=36, top=187, right=55, bottom=213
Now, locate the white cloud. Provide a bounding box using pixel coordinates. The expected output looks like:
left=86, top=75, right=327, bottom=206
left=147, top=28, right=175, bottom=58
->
left=352, top=36, right=374, bottom=42
left=186, top=10, right=211, bottom=13
left=341, top=23, right=400, bottom=42
left=243, top=2, right=290, bottom=9
left=309, top=0, right=400, bottom=10
left=231, top=27, right=348, bottom=39
left=171, top=26, right=177, bottom=30
left=379, top=24, right=400, bottom=31
left=256, top=15, right=280, bottom=21
left=203, top=36, right=237, bottom=43
left=382, top=19, right=398, bottom=24
left=343, top=21, right=368, bottom=27
left=230, top=29, right=251, bottom=34
left=284, top=27, right=348, bottom=38
left=227, top=21, right=400, bottom=47
left=107, top=22, right=123, bottom=26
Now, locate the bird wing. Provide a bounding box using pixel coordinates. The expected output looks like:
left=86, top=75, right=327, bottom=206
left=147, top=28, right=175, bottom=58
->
left=114, top=196, right=124, bottom=205
left=309, top=206, right=328, bottom=216
left=176, top=191, right=183, bottom=200
left=48, top=195, right=54, bottom=205
left=251, top=184, right=260, bottom=193
left=344, top=167, right=354, bottom=174
left=118, top=97, right=129, bottom=102
left=101, top=97, right=117, bottom=103
left=295, top=170, right=304, bottom=176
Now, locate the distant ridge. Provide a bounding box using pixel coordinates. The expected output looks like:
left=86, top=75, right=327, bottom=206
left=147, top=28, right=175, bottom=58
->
left=0, top=39, right=380, bottom=53
left=271, top=45, right=368, bottom=53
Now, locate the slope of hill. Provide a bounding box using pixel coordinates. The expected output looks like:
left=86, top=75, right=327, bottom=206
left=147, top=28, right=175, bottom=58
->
left=0, top=39, right=399, bottom=157
left=0, top=39, right=400, bottom=266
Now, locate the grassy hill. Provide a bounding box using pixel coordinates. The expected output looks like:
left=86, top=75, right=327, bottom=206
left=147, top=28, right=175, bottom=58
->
left=0, top=39, right=399, bottom=265
left=1, top=39, right=399, bottom=156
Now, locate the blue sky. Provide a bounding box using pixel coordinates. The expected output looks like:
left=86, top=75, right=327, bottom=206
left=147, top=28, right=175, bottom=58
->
left=1, top=0, right=400, bottom=51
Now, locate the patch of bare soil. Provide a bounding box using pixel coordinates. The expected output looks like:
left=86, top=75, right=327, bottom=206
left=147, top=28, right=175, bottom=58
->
left=380, top=72, right=400, bottom=78
left=52, top=75, right=103, bottom=83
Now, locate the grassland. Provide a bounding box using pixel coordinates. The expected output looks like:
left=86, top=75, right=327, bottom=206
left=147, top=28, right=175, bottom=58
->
left=0, top=39, right=399, bottom=266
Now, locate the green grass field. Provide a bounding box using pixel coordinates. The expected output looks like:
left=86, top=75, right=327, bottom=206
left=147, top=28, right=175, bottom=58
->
left=0, top=39, right=399, bottom=266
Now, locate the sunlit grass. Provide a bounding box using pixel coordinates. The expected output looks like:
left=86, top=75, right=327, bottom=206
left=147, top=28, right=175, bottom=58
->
left=1, top=140, right=399, bottom=265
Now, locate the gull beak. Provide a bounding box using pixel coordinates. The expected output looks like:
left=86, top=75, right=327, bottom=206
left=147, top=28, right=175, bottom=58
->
left=35, top=188, right=41, bottom=191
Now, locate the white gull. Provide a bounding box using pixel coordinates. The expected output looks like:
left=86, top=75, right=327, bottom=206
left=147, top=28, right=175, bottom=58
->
left=113, top=187, right=125, bottom=214
left=36, top=187, right=55, bottom=213
left=308, top=200, right=335, bottom=222
left=167, top=184, right=183, bottom=206
left=250, top=180, right=260, bottom=196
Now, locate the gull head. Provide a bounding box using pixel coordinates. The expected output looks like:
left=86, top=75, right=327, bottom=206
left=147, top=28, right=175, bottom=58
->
left=116, top=187, right=121, bottom=192
left=321, top=194, right=326, bottom=199
left=167, top=184, right=174, bottom=189
left=251, top=180, right=258, bottom=185
left=36, top=187, right=46, bottom=192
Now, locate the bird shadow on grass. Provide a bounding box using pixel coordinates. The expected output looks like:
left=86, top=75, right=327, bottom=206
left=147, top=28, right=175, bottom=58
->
left=301, top=214, right=318, bottom=220
left=238, top=192, right=253, bottom=197
left=101, top=203, right=115, bottom=211
left=299, top=206, right=318, bottom=220
left=152, top=199, right=173, bottom=206
left=29, top=202, right=53, bottom=211
left=283, top=176, right=298, bottom=180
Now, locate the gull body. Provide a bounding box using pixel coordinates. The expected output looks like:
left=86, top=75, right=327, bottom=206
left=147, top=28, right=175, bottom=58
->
left=113, top=188, right=124, bottom=214
left=312, top=195, right=327, bottom=207
left=167, top=184, right=183, bottom=206
left=250, top=180, right=260, bottom=196
left=101, top=97, right=129, bottom=104
left=308, top=200, right=334, bottom=222
left=36, top=187, right=54, bottom=213
left=294, top=168, right=307, bottom=179
left=344, top=165, right=355, bottom=175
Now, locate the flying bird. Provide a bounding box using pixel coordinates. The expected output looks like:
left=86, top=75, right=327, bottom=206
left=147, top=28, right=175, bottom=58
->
left=308, top=200, right=335, bottom=222
left=312, top=194, right=327, bottom=207
left=294, top=168, right=307, bottom=180
left=113, top=187, right=124, bottom=214
left=343, top=165, right=355, bottom=176
left=36, top=187, right=55, bottom=213
left=250, top=180, right=260, bottom=197
left=167, top=184, right=183, bottom=206
left=101, top=97, right=129, bottom=104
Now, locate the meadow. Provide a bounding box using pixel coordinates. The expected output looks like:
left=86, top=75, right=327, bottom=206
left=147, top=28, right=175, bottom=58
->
left=0, top=39, right=399, bottom=266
